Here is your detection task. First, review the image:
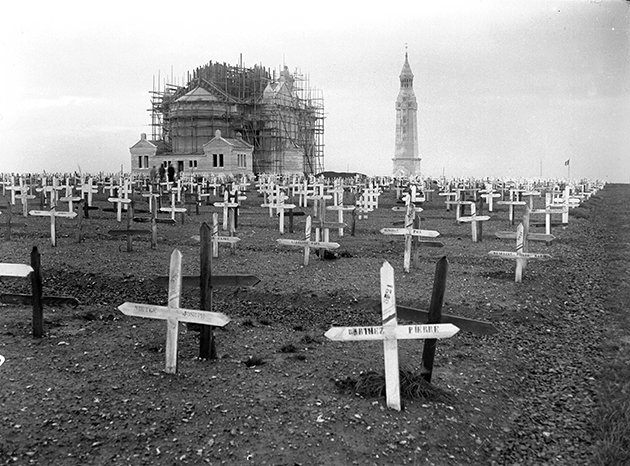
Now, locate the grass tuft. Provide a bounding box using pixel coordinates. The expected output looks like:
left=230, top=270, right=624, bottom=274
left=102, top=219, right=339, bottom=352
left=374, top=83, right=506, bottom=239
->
left=335, top=369, right=455, bottom=403
left=243, top=355, right=265, bottom=367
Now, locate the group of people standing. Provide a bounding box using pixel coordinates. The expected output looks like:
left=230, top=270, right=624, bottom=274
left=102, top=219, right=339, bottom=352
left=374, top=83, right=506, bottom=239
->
left=149, top=163, right=176, bottom=184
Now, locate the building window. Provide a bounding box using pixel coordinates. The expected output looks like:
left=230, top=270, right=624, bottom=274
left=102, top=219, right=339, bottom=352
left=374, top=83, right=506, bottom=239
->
left=189, top=160, right=198, bottom=168
left=212, top=154, right=224, bottom=168
left=237, top=154, right=246, bottom=168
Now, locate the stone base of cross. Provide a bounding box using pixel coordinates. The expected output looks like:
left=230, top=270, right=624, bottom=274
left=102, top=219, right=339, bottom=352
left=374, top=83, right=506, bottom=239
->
left=276, top=215, right=340, bottom=266
left=325, top=261, right=459, bottom=411
left=118, top=249, right=231, bottom=373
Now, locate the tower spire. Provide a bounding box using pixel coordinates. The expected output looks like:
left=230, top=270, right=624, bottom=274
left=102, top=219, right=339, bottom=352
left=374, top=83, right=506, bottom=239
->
left=392, top=48, right=421, bottom=177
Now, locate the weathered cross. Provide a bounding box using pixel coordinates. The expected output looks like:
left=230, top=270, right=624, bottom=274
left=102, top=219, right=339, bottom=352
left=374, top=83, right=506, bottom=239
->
left=325, top=182, right=354, bottom=237
left=108, top=200, right=152, bottom=252
left=325, top=261, right=459, bottom=411
left=458, top=202, right=491, bottom=243
left=380, top=195, right=440, bottom=272
left=0, top=247, right=78, bottom=337
left=489, top=222, right=552, bottom=282
left=29, top=206, right=77, bottom=247
left=156, top=223, right=259, bottom=359
left=118, top=249, right=231, bottom=373
left=277, top=215, right=340, bottom=266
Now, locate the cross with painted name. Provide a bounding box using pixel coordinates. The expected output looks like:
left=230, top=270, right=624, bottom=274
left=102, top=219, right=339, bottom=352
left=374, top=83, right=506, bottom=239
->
left=489, top=222, right=552, bottom=282
left=29, top=206, right=78, bottom=247
left=325, top=261, right=459, bottom=411
left=277, top=215, right=340, bottom=266
left=118, top=249, right=231, bottom=373
left=381, top=194, right=440, bottom=273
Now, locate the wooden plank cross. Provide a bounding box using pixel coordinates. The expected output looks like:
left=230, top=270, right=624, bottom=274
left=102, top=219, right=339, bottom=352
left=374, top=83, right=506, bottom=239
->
left=277, top=215, right=340, bottom=266
left=458, top=202, right=491, bottom=242
left=118, top=249, right=231, bottom=373
left=381, top=195, right=440, bottom=272
left=0, top=202, right=26, bottom=240
left=0, top=247, right=79, bottom=337
left=489, top=223, right=552, bottom=282
left=108, top=200, right=151, bottom=251
left=160, top=190, right=187, bottom=223
left=325, top=261, right=459, bottom=411
left=29, top=206, right=77, bottom=247
left=155, top=223, right=259, bottom=359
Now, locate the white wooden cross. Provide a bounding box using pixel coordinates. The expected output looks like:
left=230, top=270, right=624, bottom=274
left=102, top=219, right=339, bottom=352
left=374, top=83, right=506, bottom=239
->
left=496, top=189, right=527, bottom=224
left=530, top=193, right=566, bottom=236
left=325, top=261, right=459, bottom=411
left=277, top=215, right=340, bottom=266
left=326, top=182, right=354, bottom=237
left=190, top=212, right=242, bottom=257
left=496, top=207, right=556, bottom=244
left=361, top=183, right=381, bottom=210
left=14, top=183, right=36, bottom=217
left=407, top=184, right=425, bottom=203
left=161, top=190, right=187, bottom=222
left=488, top=223, right=552, bottom=282
left=458, top=203, right=491, bottom=243
left=380, top=195, right=440, bottom=272
left=479, top=184, right=501, bottom=212
left=438, top=189, right=458, bottom=212
left=107, top=194, right=132, bottom=222
left=213, top=190, right=239, bottom=230
left=80, top=178, right=99, bottom=206
left=29, top=206, right=77, bottom=247
left=118, top=249, right=230, bottom=374
left=261, top=187, right=296, bottom=233
left=36, top=177, right=63, bottom=207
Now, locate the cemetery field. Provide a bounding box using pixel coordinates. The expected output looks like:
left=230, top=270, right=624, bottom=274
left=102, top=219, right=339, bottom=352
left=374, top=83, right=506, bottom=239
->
left=1, top=182, right=629, bottom=465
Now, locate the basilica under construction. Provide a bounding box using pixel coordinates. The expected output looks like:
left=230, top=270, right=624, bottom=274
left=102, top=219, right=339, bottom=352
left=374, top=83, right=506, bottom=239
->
left=130, top=58, right=324, bottom=178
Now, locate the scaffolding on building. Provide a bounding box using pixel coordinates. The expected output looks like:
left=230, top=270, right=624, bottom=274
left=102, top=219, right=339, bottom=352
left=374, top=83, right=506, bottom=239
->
left=149, top=58, right=325, bottom=175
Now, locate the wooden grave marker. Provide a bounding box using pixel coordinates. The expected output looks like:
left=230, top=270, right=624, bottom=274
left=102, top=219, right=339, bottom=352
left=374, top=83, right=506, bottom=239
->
left=261, top=187, right=296, bottom=234
left=155, top=223, right=259, bottom=359
left=496, top=189, right=527, bottom=225
left=118, top=249, right=231, bottom=373
left=160, top=189, right=187, bottom=223
left=0, top=202, right=26, bottom=240
left=489, top=223, right=552, bottom=282
left=29, top=206, right=77, bottom=247
left=213, top=190, right=239, bottom=231
left=277, top=215, right=340, bottom=266
left=325, top=261, right=459, bottom=411
left=381, top=195, right=440, bottom=272
left=495, top=207, right=555, bottom=245
left=0, top=247, right=79, bottom=337
left=108, top=200, right=152, bottom=251
left=326, top=183, right=354, bottom=237
left=458, top=202, right=491, bottom=243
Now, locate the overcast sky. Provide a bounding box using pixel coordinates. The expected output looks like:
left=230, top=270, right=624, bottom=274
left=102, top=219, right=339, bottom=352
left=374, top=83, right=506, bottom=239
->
left=1, top=0, right=628, bottom=182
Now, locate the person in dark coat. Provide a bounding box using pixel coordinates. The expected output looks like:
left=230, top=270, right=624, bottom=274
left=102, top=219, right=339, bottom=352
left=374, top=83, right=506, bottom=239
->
left=167, top=163, right=175, bottom=183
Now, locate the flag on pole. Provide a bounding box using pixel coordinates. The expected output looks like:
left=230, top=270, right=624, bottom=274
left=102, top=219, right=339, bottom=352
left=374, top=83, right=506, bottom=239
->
left=564, top=159, right=570, bottom=166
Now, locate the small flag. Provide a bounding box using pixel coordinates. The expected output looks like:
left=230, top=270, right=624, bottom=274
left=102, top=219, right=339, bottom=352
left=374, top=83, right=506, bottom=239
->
left=564, top=159, right=570, bottom=166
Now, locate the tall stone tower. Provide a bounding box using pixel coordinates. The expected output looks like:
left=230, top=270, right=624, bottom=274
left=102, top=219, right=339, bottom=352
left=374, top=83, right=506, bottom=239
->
left=392, top=50, right=421, bottom=177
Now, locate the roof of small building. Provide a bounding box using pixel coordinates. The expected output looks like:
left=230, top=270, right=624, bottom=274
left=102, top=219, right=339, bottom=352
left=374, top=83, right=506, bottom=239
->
left=203, top=130, right=254, bottom=150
